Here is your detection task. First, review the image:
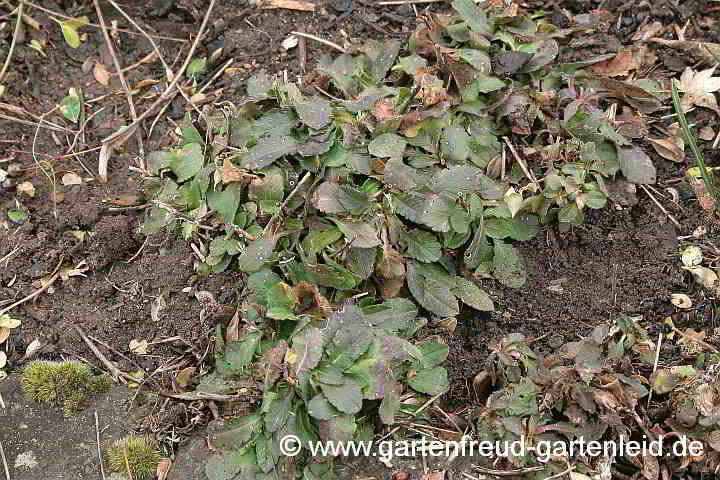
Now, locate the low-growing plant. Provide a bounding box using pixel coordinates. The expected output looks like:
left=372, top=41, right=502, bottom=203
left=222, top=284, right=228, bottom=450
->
left=201, top=294, right=448, bottom=479
left=21, top=360, right=111, bottom=416
left=140, top=0, right=679, bottom=477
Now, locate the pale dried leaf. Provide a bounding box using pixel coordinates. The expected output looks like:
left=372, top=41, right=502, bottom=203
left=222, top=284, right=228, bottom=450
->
left=129, top=339, right=149, bottom=354
left=648, top=137, right=685, bottom=163
left=62, top=172, right=83, bottom=185
left=93, top=62, right=110, bottom=86
left=678, top=66, right=720, bottom=114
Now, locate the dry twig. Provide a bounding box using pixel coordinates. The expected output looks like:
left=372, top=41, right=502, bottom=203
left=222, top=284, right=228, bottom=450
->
left=74, top=325, right=139, bottom=383
left=290, top=31, right=346, bottom=53
left=0, top=0, right=23, bottom=84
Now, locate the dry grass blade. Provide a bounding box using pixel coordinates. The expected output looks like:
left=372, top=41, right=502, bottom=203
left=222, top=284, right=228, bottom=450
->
left=95, top=410, right=107, bottom=480
left=0, top=0, right=23, bottom=84
left=473, top=465, right=545, bottom=476
left=378, top=0, right=442, bottom=4
left=0, top=440, right=9, bottom=480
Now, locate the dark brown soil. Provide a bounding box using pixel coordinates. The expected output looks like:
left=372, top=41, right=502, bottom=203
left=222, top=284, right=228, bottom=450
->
left=2, top=0, right=720, bottom=478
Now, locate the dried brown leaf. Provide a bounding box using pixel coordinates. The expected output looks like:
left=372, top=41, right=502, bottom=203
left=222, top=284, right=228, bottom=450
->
left=678, top=66, right=720, bottom=114
left=648, top=137, right=685, bottom=163
left=222, top=159, right=257, bottom=184
left=93, top=62, right=110, bottom=86
left=589, top=49, right=644, bottom=77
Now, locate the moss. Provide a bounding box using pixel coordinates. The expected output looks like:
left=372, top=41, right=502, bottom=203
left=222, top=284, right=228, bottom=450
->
left=106, top=435, right=161, bottom=479
left=20, top=360, right=111, bottom=415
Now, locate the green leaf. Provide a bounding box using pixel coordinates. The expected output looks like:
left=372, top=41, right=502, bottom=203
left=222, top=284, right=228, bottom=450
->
left=60, top=89, right=81, bottom=123
left=333, top=220, right=380, bottom=248
left=407, top=262, right=459, bottom=317
left=308, top=394, right=341, bottom=420
left=454, top=279, right=494, bottom=311
left=419, top=194, right=454, bottom=232
left=395, top=55, right=428, bottom=75
left=7, top=210, right=28, bottom=223
left=222, top=332, right=261, bottom=373
left=331, top=325, right=373, bottom=370
left=404, top=229, right=441, bottom=263
left=241, top=136, right=298, bottom=170
left=452, top=0, right=492, bottom=36
left=207, top=183, right=242, bottom=223
left=417, top=341, right=449, bottom=369
left=55, top=17, right=89, bottom=49
left=0, top=315, right=21, bottom=329
left=441, top=126, right=471, bottom=163
left=265, top=391, right=293, bottom=433
left=205, top=450, right=254, bottom=480
left=311, top=182, right=371, bottom=216
left=181, top=112, right=205, bottom=146
left=369, top=133, right=406, bottom=158
left=255, top=434, right=278, bottom=474
left=485, top=215, right=539, bottom=241
left=305, top=263, right=360, bottom=290
left=317, top=415, right=356, bottom=442
left=409, top=367, right=449, bottom=395
left=618, top=146, right=656, bottom=184
left=492, top=240, right=527, bottom=288
left=585, top=190, right=607, bottom=209
left=211, top=413, right=262, bottom=450
left=558, top=203, right=584, bottom=224
left=186, top=57, right=207, bottom=78
left=464, top=226, right=493, bottom=269
left=170, top=143, right=204, bottom=182
left=288, top=327, right=325, bottom=373
left=249, top=167, right=285, bottom=214
left=296, top=98, right=332, bottom=129
left=319, top=377, right=364, bottom=415
left=363, top=298, right=418, bottom=331
left=473, top=75, right=506, bottom=93
left=237, top=235, right=277, bottom=273
left=458, top=49, right=491, bottom=73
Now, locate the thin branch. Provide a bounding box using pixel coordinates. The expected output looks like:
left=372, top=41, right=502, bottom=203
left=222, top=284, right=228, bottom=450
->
left=74, top=325, right=139, bottom=383
left=0, top=0, right=23, bottom=83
